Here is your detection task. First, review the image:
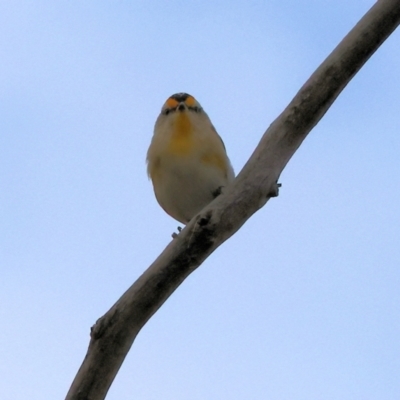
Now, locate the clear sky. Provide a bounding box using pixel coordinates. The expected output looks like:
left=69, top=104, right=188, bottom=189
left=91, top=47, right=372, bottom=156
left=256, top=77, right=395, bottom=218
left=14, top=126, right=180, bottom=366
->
left=1, top=1, right=399, bottom=399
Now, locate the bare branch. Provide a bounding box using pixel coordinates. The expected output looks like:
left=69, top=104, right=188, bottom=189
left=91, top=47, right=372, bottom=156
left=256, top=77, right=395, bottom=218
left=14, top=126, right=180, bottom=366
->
left=66, top=1, right=400, bottom=399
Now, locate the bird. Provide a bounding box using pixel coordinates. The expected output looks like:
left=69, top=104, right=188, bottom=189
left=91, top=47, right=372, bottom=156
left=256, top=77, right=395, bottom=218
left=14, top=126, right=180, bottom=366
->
left=146, top=92, right=234, bottom=224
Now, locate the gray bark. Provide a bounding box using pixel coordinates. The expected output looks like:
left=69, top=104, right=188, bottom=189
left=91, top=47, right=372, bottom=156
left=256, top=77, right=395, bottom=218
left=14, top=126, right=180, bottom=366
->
left=66, top=1, right=400, bottom=399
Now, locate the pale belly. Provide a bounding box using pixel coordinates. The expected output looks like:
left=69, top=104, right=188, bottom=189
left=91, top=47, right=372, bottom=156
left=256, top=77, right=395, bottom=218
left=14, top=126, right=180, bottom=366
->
left=152, top=157, right=229, bottom=224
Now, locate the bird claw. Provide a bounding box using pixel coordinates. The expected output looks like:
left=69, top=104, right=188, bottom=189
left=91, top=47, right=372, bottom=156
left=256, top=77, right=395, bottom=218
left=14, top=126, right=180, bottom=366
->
left=212, top=186, right=223, bottom=198
left=171, top=226, right=183, bottom=239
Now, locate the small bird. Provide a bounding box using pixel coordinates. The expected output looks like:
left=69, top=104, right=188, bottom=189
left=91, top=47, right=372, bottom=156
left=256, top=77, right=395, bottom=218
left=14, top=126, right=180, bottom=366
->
left=147, top=93, right=234, bottom=224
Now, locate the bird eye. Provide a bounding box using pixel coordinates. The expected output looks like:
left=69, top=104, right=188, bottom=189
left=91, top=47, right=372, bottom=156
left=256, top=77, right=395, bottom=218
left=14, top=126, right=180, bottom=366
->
left=164, top=109, right=170, bottom=115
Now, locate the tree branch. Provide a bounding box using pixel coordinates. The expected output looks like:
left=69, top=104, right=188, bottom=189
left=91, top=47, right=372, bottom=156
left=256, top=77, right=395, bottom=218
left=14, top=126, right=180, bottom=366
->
left=66, top=1, right=400, bottom=399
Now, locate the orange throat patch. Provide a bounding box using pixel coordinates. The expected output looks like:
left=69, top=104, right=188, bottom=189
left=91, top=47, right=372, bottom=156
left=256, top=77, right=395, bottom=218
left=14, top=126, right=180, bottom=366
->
left=167, top=112, right=194, bottom=155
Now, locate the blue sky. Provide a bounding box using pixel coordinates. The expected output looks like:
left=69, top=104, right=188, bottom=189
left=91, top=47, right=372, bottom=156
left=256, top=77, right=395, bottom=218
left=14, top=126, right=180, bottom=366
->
left=1, top=1, right=399, bottom=399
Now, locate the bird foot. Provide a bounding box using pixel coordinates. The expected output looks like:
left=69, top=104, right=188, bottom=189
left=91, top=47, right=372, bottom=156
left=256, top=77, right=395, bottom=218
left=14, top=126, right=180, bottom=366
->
left=171, top=226, right=183, bottom=239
